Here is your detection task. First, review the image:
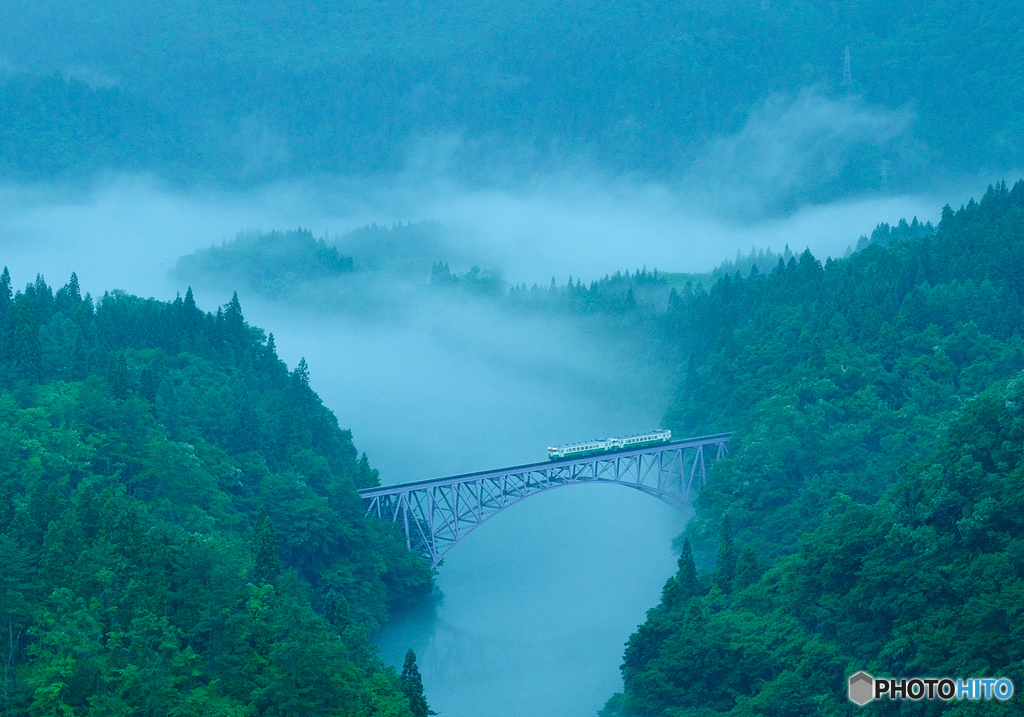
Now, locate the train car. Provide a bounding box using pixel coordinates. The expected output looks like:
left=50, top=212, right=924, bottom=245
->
left=547, top=429, right=671, bottom=460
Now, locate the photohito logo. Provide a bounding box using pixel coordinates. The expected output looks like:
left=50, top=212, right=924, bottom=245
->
left=847, top=671, right=1014, bottom=705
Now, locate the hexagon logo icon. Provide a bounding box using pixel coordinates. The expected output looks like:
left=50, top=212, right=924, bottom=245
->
left=848, top=671, right=874, bottom=706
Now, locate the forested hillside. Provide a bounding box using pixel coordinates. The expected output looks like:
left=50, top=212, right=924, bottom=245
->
left=176, top=228, right=355, bottom=298
left=602, top=182, right=1024, bottom=714
left=0, top=73, right=195, bottom=180
left=2, top=0, right=1023, bottom=185
left=0, top=274, right=432, bottom=715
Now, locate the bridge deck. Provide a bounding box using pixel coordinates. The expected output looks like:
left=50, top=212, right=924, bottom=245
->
left=358, top=432, right=733, bottom=497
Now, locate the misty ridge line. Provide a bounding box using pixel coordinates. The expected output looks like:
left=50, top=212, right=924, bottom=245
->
left=3, top=5, right=1024, bottom=716
left=0, top=80, right=936, bottom=209
left=3, top=0, right=1020, bottom=199
left=0, top=87, right=964, bottom=313
left=170, top=207, right=939, bottom=317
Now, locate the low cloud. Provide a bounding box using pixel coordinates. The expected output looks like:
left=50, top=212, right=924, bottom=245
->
left=682, top=89, right=919, bottom=216
left=0, top=99, right=1005, bottom=717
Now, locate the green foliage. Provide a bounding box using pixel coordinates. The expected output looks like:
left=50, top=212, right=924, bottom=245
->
left=0, top=275, right=432, bottom=715
left=175, top=229, right=355, bottom=298
left=509, top=268, right=671, bottom=315
left=252, top=506, right=282, bottom=584
left=338, top=223, right=448, bottom=274
left=175, top=223, right=451, bottom=314
left=854, top=217, right=936, bottom=252
left=667, top=181, right=1024, bottom=556
left=659, top=539, right=702, bottom=612
left=713, top=518, right=737, bottom=594
left=0, top=72, right=194, bottom=179
left=713, top=245, right=798, bottom=280
left=399, top=649, right=434, bottom=717
left=608, top=181, right=1024, bottom=714
left=430, top=263, right=505, bottom=296
left=5, top=0, right=1024, bottom=185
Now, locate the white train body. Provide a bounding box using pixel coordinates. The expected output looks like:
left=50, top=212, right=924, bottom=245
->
left=547, top=429, right=672, bottom=460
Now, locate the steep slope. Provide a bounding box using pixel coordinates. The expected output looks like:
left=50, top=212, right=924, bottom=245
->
left=604, top=181, right=1024, bottom=714
left=0, top=275, right=432, bottom=715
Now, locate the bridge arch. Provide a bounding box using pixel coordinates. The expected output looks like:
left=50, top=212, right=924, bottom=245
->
left=360, top=433, right=731, bottom=567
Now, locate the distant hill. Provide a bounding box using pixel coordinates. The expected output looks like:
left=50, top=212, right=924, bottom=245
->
left=175, top=228, right=355, bottom=297
left=1, top=0, right=1022, bottom=189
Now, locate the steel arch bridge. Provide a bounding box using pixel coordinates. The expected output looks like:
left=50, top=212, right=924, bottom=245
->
left=359, top=432, right=732, bottom=567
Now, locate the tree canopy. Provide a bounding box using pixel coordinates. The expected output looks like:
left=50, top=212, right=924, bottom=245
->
left=604, top=180, right=1024, bottom=715
left=3, top=0, right=1024, bottom=186
left=0, top=274, right=432, bottom=715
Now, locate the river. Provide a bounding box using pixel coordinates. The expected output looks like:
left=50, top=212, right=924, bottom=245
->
left=0, top=176, right=825, bottom=716
left=247, top=296, right=690, bottom=717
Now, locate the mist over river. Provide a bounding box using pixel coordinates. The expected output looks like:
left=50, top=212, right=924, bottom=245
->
left=240, top=295, right=688, bottom=717
left=0, top=177, right=693, bottom=715
left=2, top=0, right=1023, bottom=712
left=179, top=286, right=690, bottom=716
left=0, top=174, right=955, bottom=716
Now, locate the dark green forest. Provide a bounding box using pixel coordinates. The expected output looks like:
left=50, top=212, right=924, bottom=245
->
left=166, top=181, right=1024, bottom=712
left=0, top=73, right=197, bottom=180
left=0, top=274, right=432, bottom=715
left=176, top=229, right=355, bottom=299
left=8, top=165, right=1024, bottom=716
left=6, top=0, right=1024, bottom=713
left=601, top=183, right=1024, bottom=714
left=2, top=0, right=1024, bottom=187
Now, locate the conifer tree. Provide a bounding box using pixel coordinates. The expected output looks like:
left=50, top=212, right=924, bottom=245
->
left=660, top=573, right=683, bottom=610
left=685, top=353, right=698, bottom=391
left=71, top=330, right=88, bottom=379
left=182, top=286, right=201, bottom=341
left=714, top=517, right=737, bottom=593
left=224, top=291, right=245, bottom=344
left=7, top=297, right=42, bottom=381
left=67, top=272, right=80, bottom=302
left=252, top=506, right=281, bottom=584
left=0, top=267, right=12, bottom=333
left=232, top=398, right=259, bottom=453
left=356, top=453, right=379, bottom=489
left=661, top=538, right=701, bottom=610
left=55, top=272, right=82, bottom=316
left=109, top=351, right=129, bottom=400
left=293, top=358, right=310, bottom=388
left=323, top=590, right=350, bottom=632
left=676, top=538, right=700, bottom=598
left=400, top=649, right=434, bottom=717
left=139, top=366, right=157, bottom=404
left=624, top=287, right=637, bottom=311
left=734, top=547, right=759, bottom=591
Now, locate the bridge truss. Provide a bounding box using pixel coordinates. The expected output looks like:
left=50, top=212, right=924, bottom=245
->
left=360, top=433, right=732, bottom=567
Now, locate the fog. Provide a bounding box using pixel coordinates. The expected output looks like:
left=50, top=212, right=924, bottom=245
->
left=0, top=175, right=945, bottom=300
left=0, top=92, right=1000, bottom=715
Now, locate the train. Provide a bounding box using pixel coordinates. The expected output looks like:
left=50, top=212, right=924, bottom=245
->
left=547, top=429, right=672, bottom=460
